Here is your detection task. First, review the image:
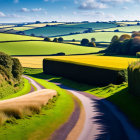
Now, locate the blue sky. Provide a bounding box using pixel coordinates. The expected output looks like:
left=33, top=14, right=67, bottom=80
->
left=0, top=0, right=140, bottom=23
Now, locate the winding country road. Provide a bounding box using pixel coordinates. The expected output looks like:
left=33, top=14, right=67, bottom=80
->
left=24, top=76, right=140, bottom=140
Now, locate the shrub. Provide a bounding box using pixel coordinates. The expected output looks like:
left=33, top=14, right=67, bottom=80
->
left=119, top=34, right=131, bottom=41
left=12, top=58, right=23, bottom=80
left=0, top=65, right=11, bottom=80
left=44, top=37, right=51, bottom=42
left=72, top=39, right=76, bottom=42
left=114, top=29, right=119, bottom=32
left=132, top=31, right=140, bottom=38
left=0, top=52, right=13, bottom=73
left=136, top=52, right=140, bottom=58
left=128, top=62, right=140, bottom=97
left=53, top=38, right=58, bottom=42
left=58, top=37, right=64, bottom=43
left=111, top=35, right=119, bottom=43
left=91, top=38, right=96, bottom=42
left=81, top=38, right=89, bottom=46
left=88, top=42, right=96, bottom=47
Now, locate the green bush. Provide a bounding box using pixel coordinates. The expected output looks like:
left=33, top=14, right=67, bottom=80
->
left=136, top=52, right=140, bottom=58
left=58, top=37, right=64, bottom=43
left=53, top=38, right=58, bottom=42
left=81, top=38, right=89, bottom=46
left=111, top=35, right=119, bottom=43
left=0, top=65, right=11, bottom=80
left=88, top=42, right=96, bottom=47
left=128, top=62, right=140, bottom=97
left=44, top=37, right=51, bottom=42
left=12, top=58, right=23, bottom=80
left=119, top=34, right=131, bottom=41
left=91, top=38, right=96, bottom=42
left=0, top=52, right=13, bottom=73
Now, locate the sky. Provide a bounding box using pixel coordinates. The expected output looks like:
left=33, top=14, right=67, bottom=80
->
left=0, top=0, right=140, bottom=23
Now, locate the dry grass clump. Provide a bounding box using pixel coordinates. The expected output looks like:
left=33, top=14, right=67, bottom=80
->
left=0, top=89, right=57, bottom=125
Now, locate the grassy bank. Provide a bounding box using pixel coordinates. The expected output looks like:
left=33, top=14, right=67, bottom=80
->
left=24, top=68, right=140, bottom=129
left=0, top=75, right=75, bottom=140
left=0, top=78, right=29, bottom=99
left=0, top=78, right=31, bottom=100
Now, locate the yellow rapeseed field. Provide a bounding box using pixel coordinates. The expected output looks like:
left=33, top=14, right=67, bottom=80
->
left=45, top=55, right=137, bottom=70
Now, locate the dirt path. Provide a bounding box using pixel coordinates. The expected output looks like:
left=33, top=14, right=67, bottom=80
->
left=51, top=82, right=140, bottom=140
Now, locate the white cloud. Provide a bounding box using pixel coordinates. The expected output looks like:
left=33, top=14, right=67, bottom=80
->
left=0, top=12, right=6, bottom=17
left=78, top=0, right=108, bottom=10
left=21, top=8, right=30, bottom=12
left=21, top=8, right=43, bottom=12
left=77, top=0, right=134, bottom=10
left=31, top=8, right=42, bottom=12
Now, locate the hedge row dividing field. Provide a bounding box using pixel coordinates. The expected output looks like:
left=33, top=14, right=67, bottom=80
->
left=43, top=55, right=136, bottom=86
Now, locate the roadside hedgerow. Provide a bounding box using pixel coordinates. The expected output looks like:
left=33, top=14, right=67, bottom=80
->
left=128, top=61, right=140, bottom=97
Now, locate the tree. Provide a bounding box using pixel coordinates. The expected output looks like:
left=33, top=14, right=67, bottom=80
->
left=91, top=38, right=96, bottom=42
left=72, top=39, right=76, bottom=42
left=119, top=34, right=131, bottom=41
left=31, top=34, right=35, bottom=36
left=53, top=38, right=58, bottom=42
left=111, top=35, right=119, bottom=43
left=58, top=37, right=64, bottom=43
left=44, top=37, right=51, bottom=42
left=132, top=31, right=140, bottom=38
left=88, top=42, right=96, bottom=47
left=12, top=58, right=23, bottom=80
left=81, top=38, right=89, bottom=46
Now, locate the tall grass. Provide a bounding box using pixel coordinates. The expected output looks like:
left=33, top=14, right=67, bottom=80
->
left=0, top=89, right=57, bottom=125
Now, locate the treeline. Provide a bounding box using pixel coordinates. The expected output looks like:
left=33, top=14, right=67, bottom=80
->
left=105, top=32, right=140, bottom=55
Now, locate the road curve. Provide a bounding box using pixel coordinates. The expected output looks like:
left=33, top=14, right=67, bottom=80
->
left=52, top=82, right=140, bottom=140
left=23, top=76, right=140, bottom=140
left=23, top=75, right=45, bottom=91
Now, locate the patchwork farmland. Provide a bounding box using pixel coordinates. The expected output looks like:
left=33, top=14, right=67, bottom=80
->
left=0, top=20, right=140, bottom=140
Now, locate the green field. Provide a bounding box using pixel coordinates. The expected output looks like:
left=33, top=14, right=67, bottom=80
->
left=0, top=33, right=43, bottom=41
left=98, top=25, right=140, bottom=32
left=0, top=40, right=103, bottom=56
left=62, top=32, right=130, bottom=42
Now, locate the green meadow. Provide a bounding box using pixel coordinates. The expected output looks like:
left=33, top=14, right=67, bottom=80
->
left=62, top=32, right=129, bottom=42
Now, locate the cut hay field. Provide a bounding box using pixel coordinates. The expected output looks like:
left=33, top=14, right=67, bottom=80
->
left=0, top=33, right=43, bottom=41
left=0, top=25, right=15, bottom=28
left=12, top=27, right=35, bottom=31
left=44, top=55, right=137, bottom=70
left=62, top=32, right=130, bottom=42
left=117, top=22, right=138, bottom=25
left=25, top=23, right=64, bottom=27
left=0, top=41, right=103, bottom=56
left=0, top=89, right=57, bottom=125
left=99, top=25, right=140, bottom=32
